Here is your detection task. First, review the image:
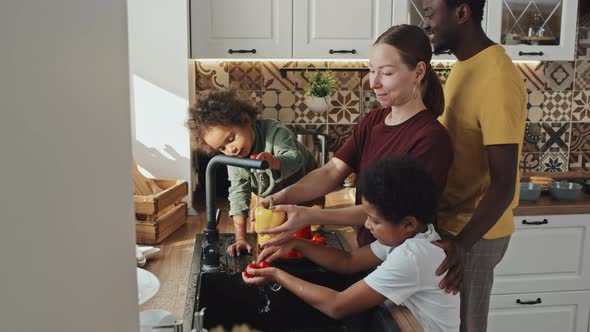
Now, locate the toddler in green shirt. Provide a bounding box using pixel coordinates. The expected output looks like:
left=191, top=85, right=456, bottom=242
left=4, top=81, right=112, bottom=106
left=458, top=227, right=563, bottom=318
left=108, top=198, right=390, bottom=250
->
left=188, top=90, right=317, bottom=256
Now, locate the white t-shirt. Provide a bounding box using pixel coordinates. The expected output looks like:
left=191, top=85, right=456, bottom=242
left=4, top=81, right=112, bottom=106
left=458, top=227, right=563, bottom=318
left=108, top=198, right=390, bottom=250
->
left=364, top=224, right=460, bottom=332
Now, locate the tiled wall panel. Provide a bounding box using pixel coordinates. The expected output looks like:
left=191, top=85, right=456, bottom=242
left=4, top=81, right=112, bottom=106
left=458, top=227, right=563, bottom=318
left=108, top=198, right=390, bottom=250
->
left=194, top=10, right=590, bottom=174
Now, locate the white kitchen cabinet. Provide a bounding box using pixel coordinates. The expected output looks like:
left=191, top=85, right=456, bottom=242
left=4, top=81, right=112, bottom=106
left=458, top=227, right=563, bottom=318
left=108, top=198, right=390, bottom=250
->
left=492, top=214, right=590, bottom=294
left=486, top=0, right=579, bottom=60
left=489, top=213, right=590, bottom=331
left=488, top=291, right=590, bottom=332
left=190, top=0, right=392, bottom=59
left=190, top=0, right=293, bottom=58
left=292, top=0, right=392, bottom=59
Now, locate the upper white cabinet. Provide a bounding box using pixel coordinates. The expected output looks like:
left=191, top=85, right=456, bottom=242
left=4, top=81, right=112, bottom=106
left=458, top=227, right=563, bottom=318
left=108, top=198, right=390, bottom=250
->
left=292, top=0, right=392, bottom=59
left=190, top=0, right=391, bottom=59
left=486, top=0, right=579, bottom=60
left=190, top=0, right=293, bottom=58
left=392, top=0, right=488, bottom=60
left=190, top=0, right=579, bottom=60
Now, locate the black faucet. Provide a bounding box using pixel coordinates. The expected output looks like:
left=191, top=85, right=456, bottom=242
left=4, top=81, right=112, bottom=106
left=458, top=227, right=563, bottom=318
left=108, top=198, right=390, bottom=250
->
left=203, top=155, right=269, bottom=271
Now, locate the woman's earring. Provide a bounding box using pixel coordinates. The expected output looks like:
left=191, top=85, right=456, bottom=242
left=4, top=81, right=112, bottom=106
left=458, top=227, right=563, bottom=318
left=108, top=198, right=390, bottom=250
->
left=413, top=84, right=419, bottom=100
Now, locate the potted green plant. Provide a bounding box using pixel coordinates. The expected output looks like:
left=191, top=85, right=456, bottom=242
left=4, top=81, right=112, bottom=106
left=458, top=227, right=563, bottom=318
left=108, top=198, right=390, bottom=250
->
left=305, top=70, right=336, bottom=113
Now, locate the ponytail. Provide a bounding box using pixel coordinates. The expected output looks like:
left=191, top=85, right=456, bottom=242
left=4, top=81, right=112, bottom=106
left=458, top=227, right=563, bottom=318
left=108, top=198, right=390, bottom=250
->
left=421, top=66, right=444, bottom=117
left=374, top=25, right=445, bottom=117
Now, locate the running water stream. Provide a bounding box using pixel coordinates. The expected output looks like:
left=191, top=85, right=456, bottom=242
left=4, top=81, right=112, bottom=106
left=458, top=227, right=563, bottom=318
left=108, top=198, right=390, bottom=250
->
left=253, top=169, right=284, bottom=314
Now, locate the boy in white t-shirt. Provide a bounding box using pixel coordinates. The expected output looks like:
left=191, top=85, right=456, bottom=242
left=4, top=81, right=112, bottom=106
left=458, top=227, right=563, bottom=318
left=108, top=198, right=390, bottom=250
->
left=243, top=156, right=460, bottom=331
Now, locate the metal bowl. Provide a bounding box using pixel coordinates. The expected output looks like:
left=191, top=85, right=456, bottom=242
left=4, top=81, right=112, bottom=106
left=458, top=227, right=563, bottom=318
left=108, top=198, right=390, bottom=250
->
left=548, top=181, right=583, bottom=201
left=520, top=182, right=542, bottom=201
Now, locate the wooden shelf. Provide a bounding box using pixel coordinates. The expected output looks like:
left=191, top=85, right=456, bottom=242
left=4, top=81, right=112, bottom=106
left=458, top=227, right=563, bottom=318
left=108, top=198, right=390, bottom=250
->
left=521, top=171, right=590, bottom=181
left=514, top=36, right=557, bottom=41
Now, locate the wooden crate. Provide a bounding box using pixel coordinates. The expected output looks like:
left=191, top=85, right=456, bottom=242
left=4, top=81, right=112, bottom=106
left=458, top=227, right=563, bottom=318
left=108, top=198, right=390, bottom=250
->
left=134, top=179, right=188, bottom=216
left=134, top=178, right=188, bottom=244
left=136, top=202, right=187, bottom=244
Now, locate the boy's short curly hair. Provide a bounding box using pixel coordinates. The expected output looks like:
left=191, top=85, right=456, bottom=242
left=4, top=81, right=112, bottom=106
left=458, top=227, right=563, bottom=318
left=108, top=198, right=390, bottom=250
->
left=187, top=90, right=259, bottom=155
left=356, top=155, right=438, bottom=225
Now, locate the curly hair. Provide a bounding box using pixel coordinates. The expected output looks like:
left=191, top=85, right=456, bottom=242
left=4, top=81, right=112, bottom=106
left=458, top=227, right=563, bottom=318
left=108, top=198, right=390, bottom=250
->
left=187, top=90, right=259, bottom=155
left=356, top=155, right=438, bottom=225
left=445, top=0, right=486, bottom=24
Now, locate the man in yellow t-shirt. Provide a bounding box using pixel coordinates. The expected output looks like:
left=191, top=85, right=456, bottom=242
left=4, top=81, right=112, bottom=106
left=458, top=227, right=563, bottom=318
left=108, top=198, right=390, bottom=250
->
left=423, top=0, right=527, bottom=331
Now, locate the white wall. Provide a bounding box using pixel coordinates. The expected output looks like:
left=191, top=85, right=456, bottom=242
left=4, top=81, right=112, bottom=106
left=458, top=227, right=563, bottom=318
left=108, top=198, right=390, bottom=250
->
left=0, top=1, right=138, bottom=332
left=127, top=0, right=193, bottom=211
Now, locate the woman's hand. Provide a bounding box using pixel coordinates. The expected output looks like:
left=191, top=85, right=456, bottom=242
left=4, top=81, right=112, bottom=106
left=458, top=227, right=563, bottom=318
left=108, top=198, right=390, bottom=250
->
left=250, top=195, right=273, bottom=223
left=255, top=152, right=280, bottom=171
left=258, top=205, right=313, bottom=247
left=242, top=265, right=279, bottom=286
left=257, top=238, right=297, bottom=263
left=226, top=239, right=252, bottom=257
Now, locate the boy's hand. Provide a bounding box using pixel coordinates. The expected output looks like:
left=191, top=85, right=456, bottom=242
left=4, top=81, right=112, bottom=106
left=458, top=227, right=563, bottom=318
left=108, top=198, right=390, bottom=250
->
left=255, top=152, right=280, bottom=171
left=433, top=239, right=465, bottom=294
left=227, top=239, right=252, bottom=257
left=257, top=238, right=297, bottom=263
left=242, top=264, right=278, bottom=286
left=259, top=205, right=311, bottom=247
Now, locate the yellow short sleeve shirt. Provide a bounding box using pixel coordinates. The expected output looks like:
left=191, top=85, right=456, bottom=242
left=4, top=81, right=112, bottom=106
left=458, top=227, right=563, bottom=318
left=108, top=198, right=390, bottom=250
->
left=438, top=45, right=527, bottom=239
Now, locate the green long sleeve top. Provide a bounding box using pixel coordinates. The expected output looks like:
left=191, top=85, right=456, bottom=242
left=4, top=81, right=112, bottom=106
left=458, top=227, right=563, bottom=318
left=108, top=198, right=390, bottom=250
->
left=227, top=119, right=317, bottom=217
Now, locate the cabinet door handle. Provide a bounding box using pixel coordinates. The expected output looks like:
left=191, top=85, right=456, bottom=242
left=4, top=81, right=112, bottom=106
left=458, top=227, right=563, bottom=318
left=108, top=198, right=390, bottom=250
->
left=519, top=51, right=544, bottom=56
left=228, top=49, right=256, bottom=54
left=329, top=49, right=356, bottom=54
left=516, top=298, right=542, bottom=305
left=522, top=219, right=548, bottom=225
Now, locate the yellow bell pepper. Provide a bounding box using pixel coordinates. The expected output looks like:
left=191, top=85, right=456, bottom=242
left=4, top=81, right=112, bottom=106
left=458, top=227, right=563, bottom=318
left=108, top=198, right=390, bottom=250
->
left=254, top=198, right=286, bottom=245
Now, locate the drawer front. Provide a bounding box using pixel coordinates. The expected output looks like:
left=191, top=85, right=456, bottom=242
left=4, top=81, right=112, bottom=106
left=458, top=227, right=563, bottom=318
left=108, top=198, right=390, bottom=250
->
left=492, top=214, right=590, bottom=294
left=488, top=291, right=590, bottom=332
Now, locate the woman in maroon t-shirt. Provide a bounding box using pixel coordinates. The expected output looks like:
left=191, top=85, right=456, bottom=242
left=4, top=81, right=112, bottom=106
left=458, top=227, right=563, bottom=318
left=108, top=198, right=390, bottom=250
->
left=257, top=25, right=453, bottom=248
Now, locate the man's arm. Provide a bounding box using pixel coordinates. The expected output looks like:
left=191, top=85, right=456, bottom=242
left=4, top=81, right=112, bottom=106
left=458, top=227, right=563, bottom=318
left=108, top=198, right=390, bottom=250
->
left=456, top=144, right=518, bottom=248
left=435, top=144, right=519, bottom=292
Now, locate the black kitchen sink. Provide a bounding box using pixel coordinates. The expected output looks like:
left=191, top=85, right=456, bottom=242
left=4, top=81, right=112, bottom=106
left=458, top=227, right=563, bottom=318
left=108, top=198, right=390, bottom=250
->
left=184, top=233, right=400, bottom=332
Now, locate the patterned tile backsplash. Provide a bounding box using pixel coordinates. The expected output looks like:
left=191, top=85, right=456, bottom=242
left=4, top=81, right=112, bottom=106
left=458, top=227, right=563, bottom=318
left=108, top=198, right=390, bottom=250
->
left=195, top=20, right=590, bottom=174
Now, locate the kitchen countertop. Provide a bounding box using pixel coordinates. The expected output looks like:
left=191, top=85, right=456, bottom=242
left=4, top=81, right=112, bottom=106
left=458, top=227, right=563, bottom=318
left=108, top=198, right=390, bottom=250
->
left=140, top=187, right=423, bottom=332
left=514, top=192, right=590, bottom=216
left=139, top=182, right=589, bottom=329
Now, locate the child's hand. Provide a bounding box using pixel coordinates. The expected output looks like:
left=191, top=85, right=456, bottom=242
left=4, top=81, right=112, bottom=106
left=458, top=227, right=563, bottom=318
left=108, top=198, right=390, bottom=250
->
left=242, top=262, right=278, bottom=285
left=255, top=152, right=280, bottom=171
left=257, top=238, right=297, bottom=263
left=227, top=239, right=252, bottom=257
